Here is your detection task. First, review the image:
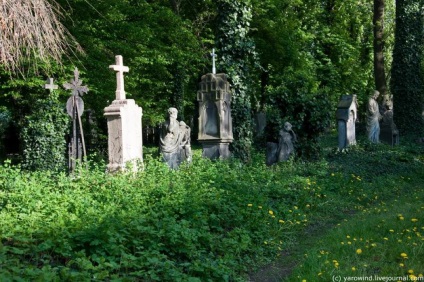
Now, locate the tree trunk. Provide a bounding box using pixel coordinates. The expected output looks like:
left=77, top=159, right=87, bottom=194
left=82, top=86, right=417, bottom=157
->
left=373, top=0, right=387, bottom=98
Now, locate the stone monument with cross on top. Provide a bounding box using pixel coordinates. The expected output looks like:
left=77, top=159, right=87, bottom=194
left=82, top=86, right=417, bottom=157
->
left=197, top=49, right=233, bottom=159
left=104, top=55, right=143, bottom=173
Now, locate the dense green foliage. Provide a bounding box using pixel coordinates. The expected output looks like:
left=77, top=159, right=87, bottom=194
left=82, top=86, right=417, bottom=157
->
left=391, top=0, right=424, bottom=135
left=0, top=0, right=421, bottom=164
left=0, top=134, right=423, bottom=281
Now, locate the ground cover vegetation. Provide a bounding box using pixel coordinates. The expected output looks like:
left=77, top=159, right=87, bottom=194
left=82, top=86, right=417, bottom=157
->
left=0, top=133, right=423, bottom=281
left=1, top=0, right=424, bottom=280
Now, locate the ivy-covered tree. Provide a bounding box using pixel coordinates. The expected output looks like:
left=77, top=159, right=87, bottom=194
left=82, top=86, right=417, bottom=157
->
left=391, top=0, right=424, bottom=134
left=216, top=0, right=258, bottom=162
left=374, top=0, right=388, bottom=97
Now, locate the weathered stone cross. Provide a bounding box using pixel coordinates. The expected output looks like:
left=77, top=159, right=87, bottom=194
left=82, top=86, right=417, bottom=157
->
left=44, top=78, right=58, bottom=92
left=109, top=55, right=129, bottom=100
left=63, top=68, right=89, bottom=97
left=210, top=48, right=217, bottom=74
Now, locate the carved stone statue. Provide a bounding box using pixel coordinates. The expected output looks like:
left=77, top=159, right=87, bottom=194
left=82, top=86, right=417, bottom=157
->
left=367, top=90, right=382, bottom=143
left=160, top=107, right=191, bottom=169
left=266, top=122, right=296, bottom=165
left=277, top=122, right=297, bottom=161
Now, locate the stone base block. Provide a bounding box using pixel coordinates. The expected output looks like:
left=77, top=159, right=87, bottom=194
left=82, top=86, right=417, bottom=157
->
left=380, top=129, right=399, bottom=146
left=104, top=99, right=143, bottom=173
left=201, top=141, right=231, bottom=159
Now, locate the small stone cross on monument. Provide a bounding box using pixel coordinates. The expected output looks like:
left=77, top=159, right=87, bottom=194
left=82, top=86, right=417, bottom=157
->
left=210, top=49, right=217, bottom=75
left=63, top=68, right=89, bottom=97
left=109, top=55, right=129, bottom=100
left=44, top=78, right=58, bottom=92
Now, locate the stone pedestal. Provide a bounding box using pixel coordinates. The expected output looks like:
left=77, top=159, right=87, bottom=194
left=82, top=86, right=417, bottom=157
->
left=380, top=110, right=399, bottom=146
left=104, top=99, right=143, bottom=172
left=336, top=95, right=357, bottom=149
left=197, top=73, right=233, bottom=159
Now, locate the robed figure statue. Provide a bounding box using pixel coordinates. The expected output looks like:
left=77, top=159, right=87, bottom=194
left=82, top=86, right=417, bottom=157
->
left=159, top=107, right=191, bottom=169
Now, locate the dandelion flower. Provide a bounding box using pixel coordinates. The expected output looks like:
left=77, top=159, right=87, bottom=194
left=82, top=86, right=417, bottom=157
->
left=408, top=269, right=414, bottom=274
left=279, top=219, right=285, bottom=224
left=269, top=210, right=274, bottom=215
left=356, top=249, right=362, bottom=255
left=401, top=253, right=408, bottom=259
left=247, top=204, right=253, bottom=207
left=352, top=267, right=356, bottom=271
left=411, top=218, right=418, bottom=222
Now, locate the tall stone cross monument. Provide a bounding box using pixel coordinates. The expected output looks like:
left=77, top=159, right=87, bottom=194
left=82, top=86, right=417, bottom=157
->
left=63, top=68, right=88, bottom=173
left=104, top=55, right=143, bottom=172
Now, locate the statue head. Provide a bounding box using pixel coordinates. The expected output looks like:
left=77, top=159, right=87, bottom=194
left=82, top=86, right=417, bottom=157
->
left=168, top=107, right=178, bottom=120
left=284, top=122, right=292, bottom=131
left=372, top=90, right=380, bottom=99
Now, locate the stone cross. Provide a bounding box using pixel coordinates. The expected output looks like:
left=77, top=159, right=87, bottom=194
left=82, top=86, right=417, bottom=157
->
left=210, top=48, right=217, bottom=74
left=109, top=55, right=129, bottom=100
left=63, top=68, right=89, bottom=97
left=44, top=78, right=58, bottom=92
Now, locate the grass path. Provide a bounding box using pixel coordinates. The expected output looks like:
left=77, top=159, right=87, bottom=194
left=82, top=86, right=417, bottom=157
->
left=250, top=176, right=424, bottom=282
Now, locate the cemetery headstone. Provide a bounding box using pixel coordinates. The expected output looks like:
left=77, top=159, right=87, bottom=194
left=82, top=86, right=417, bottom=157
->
left=380, top=96, right=399, bottom=146
left=104, top=55, right=143, bottom=173
left=266, top=122, right=296, bottom=165
left=197, top=50, right=233, bottom=159
left=367, top=90, right=382, bottom=143
left=63, top=68, right=88, bottom=172
left=159, top=107, right=192, bottom=169
left=254, top=111, right=266, bottom=137
left=336, top=94, right=357, bottom=149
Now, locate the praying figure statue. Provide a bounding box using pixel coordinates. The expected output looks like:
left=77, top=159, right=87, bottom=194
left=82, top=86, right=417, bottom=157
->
left=159, top=107, right=192, bottom=169
left=277, top=122, right=297, bottom=162
left=266, top=121, right=297, bottom=165
left=366, top=90, right=382, bottom=143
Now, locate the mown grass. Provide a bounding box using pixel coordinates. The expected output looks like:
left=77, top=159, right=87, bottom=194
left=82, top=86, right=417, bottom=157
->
left=286, top=188, right=424, bottom=281
left=0, top=132, right=423, bottom=281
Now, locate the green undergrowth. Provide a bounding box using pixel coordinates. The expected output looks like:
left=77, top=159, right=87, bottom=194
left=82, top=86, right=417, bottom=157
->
left=0, top=134, right=423, bottom=281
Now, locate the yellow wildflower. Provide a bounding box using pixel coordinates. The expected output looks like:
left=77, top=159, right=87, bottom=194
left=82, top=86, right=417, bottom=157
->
left=356, top=249, right=362, bottom=255
left=269, top=210, right=274, bottom=215
left=247, top=204, right=253, bottom=207
left=401, top=253, right=408, bottom=258
left=411, top=218, right=418, bottom=222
